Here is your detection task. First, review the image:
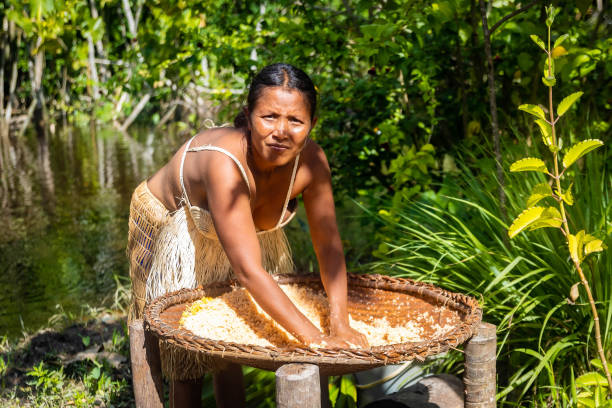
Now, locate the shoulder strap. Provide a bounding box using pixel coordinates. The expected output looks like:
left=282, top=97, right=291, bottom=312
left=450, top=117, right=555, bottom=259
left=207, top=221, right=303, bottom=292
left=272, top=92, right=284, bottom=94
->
left=187, top=145, right=251, bottom=192
left=276, top=153, right=300, bottom=228
left=179, top=136, right=197, bottom=207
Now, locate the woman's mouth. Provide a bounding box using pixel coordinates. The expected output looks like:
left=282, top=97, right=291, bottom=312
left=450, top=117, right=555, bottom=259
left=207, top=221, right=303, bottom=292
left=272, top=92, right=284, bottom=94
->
left=267, top=143, right=289, bottom=151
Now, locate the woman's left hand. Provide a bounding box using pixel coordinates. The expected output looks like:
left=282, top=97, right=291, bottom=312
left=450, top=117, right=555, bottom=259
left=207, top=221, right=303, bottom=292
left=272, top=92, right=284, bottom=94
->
left=330, top=322, right=369, bottom=349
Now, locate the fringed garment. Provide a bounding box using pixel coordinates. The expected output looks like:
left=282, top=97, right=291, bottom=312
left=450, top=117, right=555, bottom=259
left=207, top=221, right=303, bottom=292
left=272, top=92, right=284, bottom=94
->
left=127, top=136, right=298, bottom=380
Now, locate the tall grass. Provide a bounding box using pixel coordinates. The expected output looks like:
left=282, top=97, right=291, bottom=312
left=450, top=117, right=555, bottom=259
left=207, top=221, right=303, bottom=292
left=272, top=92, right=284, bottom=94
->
left=366, top=141, right=610, bottom=405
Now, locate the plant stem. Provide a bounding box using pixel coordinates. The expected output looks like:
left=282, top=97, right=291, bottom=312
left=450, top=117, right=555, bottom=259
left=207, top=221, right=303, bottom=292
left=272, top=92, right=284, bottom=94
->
left=573, top=261, right=612, bottom=392
left=546, top=24, right=612, bottom=394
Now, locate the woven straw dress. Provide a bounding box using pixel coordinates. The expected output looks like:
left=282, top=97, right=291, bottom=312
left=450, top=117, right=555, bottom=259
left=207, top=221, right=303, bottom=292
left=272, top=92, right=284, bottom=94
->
left=127, top=135, right=298, bottom=380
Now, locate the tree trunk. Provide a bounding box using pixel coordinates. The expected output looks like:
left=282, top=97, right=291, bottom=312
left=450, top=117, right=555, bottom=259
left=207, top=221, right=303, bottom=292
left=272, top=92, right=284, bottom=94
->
left=88, top=0, right=109, bottom=83
left=1, top=16, right=6, bottom=119
left=30, top=38, right=47, bottom=142
left=117, top=92, right=151, bottom=131
left=6, top=23, right=20, bottom=123
left=455, top=32, right=468, bottom=138
left=479, top=0, right=507, bottom=224
left=87, top=34, right=100, bottom=101
left=122, top=0, right=138, bottom=39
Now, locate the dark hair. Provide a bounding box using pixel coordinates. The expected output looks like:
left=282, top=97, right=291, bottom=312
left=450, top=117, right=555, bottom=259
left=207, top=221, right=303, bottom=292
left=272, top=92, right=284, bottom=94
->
left=234, top=63, right=317, bottom=128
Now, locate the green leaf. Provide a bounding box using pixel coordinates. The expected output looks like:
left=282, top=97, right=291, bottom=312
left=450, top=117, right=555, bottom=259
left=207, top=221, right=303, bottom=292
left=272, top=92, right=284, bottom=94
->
left=557, top=91, right=584, bottom=117
left=519, top=104, right=547, bottom=120
left=575, top=372, right=608, bottom=387
left=569, top=230, right=586, bottom=263
left=561, top=184, right=574, bottom=206
left=554, top=34, right=569, bottom=49
left=568, top=233, right=580, bottom=263
left=542, top=75, right=556, bottom=87
left=527, top=206, right=562, bottom=231
left=534, top=119, right=553, bottom=147
left=526, top=183, right=553, bottom=207
left=530, top=34, right=547, bottom=51
left=510, top=158, right=548, bottom=173
left=562, top=139, right=604, bottom=168
left=508, top=207, right=546, bottom=238
left=584, top=239, right=605, bottom=256
left=590, top=359, right=612, bottom=373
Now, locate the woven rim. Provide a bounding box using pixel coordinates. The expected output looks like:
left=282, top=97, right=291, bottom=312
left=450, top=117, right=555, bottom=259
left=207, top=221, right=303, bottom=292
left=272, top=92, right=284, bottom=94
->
left=144, top=273, right=482, bottom=366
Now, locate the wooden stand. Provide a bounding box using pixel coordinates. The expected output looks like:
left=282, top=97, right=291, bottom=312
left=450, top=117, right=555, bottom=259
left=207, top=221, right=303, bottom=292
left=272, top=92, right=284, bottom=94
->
left=130, top=322, right=497, bottom=407
left=273, top=323, right=497, bottom=408
left=129, top=319, right=164, bottom=408
left=464, top=322, right=497, bottom=408
left=276, top=363, right=321, bottom=408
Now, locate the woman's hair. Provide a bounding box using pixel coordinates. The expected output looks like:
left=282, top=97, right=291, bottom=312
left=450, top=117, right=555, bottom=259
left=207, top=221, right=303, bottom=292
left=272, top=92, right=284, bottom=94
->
left=234, top=63, right=317, bottom=128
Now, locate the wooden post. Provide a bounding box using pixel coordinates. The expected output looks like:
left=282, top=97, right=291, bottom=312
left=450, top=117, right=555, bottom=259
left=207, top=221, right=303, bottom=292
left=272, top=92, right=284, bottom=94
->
left=464, top=322, right=497, bottom=408
left=129, top=319, right=164, bottom=408
left=276, top=363, right=321, bottom=408
left=320, top=374, right=331, bottom=408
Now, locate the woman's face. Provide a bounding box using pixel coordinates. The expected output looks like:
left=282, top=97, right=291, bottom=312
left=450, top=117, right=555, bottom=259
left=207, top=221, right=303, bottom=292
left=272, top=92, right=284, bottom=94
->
left=248, top=86, right=314, bottom=170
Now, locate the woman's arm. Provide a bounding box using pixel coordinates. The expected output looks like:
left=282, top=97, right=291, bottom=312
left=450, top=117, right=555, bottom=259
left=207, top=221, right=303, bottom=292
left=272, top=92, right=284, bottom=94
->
left=203, top=152, right=346, bottom=347
left=302, top=145, right=368, bottom=348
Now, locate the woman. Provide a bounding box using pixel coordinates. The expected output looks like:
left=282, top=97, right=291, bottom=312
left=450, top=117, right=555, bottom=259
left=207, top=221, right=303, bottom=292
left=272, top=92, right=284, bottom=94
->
left=127, top=63, right=367, bottom=407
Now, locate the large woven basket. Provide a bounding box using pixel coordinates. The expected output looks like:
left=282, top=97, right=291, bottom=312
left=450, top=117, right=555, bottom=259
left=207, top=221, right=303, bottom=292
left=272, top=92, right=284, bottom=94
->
left=144, top=273, right=482, bottom=376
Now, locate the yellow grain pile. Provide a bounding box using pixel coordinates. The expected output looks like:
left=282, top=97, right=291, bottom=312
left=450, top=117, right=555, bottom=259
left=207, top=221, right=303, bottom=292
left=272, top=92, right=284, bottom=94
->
left=180, top=284, right=452, bottom=348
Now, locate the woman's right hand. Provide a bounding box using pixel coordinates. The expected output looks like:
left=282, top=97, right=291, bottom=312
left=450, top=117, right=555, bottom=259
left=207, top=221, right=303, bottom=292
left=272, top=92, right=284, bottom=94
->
left=301, top=332, right=350, bottom=349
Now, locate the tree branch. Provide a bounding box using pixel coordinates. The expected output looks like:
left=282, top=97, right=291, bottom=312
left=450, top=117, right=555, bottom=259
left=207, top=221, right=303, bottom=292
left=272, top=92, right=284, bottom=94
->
left=489, top=0, right=541, bottom=35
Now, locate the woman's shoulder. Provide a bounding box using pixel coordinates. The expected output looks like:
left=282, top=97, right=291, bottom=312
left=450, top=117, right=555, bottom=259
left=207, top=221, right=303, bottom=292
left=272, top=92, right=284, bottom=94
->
left=300, top=138, right=328, bottom=168
left=190, top=126, right=248, bottom=160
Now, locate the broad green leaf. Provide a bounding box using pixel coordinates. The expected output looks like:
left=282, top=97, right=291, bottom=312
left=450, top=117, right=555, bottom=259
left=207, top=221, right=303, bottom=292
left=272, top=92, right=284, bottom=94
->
left=569, top=230, right=586, bottom=263
left=584, top=239, right=605, bottom=256
left=510, top=158, right=548, bottom=173
left=554, top=34, right=569, bottom=48
left=526, top=183, right=553, bottom=207
left=508, top=207, right=546, bottom=238
left=527, top=206, right=562, bottom=231
left=577, top=395, right=595, bottom=408
left=568, top=233, right=579, bottom=263
left=557, top=91, right=584, bottom=117
left=563, top=139, right=604, bottom=168
left=530, top=34, right=546, bottom=51
left=534, top=119, right=553, bottom=147
left=591, top=359, right=612, bottom=373
left=518, top=104, right=546, bottom=120
left=575, top=372, right=608, bottom=387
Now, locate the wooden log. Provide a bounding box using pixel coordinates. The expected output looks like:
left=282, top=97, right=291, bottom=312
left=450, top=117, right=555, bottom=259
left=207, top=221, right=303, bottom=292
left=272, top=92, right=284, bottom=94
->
left=129, top=319, right=164, bottom=408
left=276, top=363, right=321, bottom=408
left=464, top=322, right=497, bottom=408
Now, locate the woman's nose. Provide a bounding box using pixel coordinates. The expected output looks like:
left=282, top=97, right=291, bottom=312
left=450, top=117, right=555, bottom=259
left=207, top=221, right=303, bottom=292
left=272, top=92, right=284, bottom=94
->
left=274, top=118, right=288, bottom=137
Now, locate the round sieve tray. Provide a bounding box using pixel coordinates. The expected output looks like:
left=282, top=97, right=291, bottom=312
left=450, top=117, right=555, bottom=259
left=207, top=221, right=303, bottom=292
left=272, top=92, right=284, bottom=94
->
left=144, top=273, right=482, bottom=376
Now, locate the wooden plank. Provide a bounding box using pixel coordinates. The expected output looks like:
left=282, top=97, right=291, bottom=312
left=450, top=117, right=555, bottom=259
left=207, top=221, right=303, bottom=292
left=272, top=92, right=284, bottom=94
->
left=276, top=363, right=321, bottom=408
left=129, top=319, right=164, bottom=408
left=464, top=322, right=497, bottom=408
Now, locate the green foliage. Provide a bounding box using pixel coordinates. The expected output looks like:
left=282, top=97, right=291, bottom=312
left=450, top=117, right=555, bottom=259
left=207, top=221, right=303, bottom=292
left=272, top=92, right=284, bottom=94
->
left=329, top=375, right=357, bottom=408
left=509, top=157, right=549, bottom=173
left=507, top=4, right=612, bottom=395
left=563, top=139, right=605, bottom=169
left=366, top=136, right=610, bottom=404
